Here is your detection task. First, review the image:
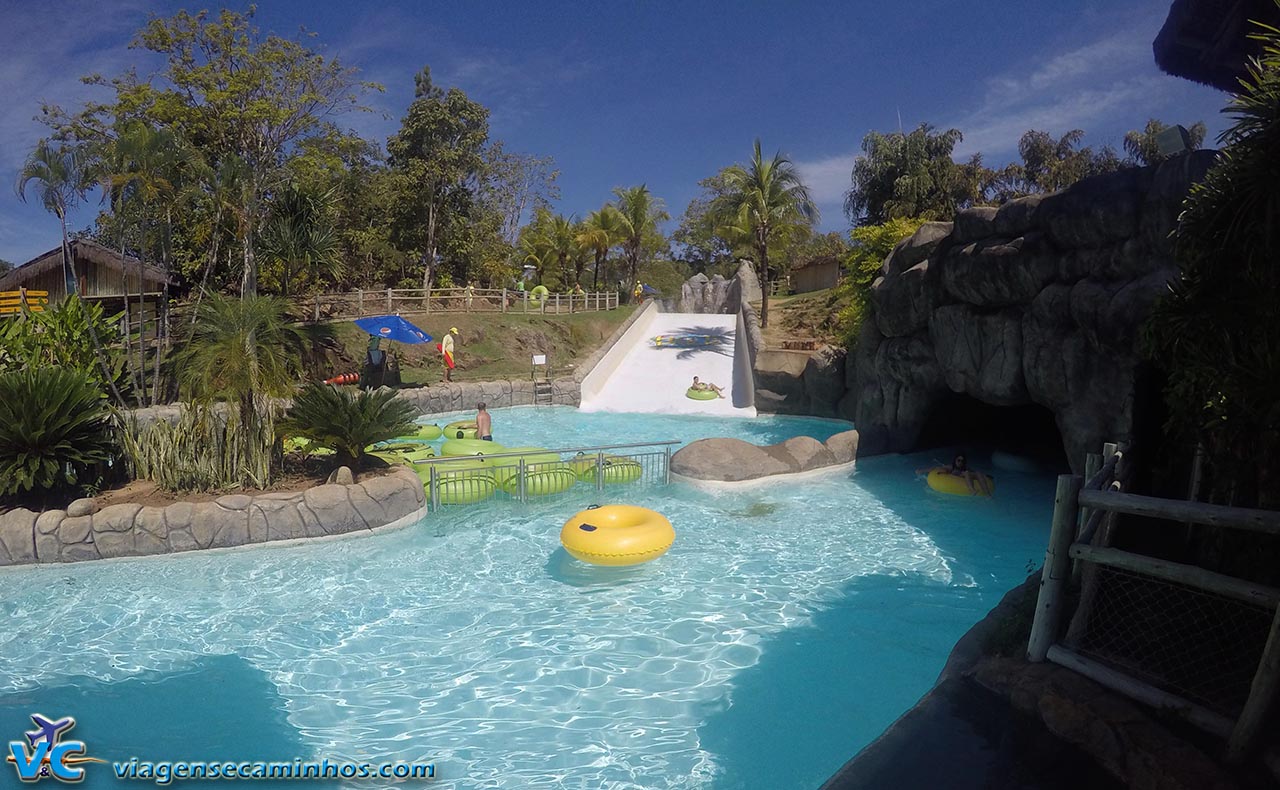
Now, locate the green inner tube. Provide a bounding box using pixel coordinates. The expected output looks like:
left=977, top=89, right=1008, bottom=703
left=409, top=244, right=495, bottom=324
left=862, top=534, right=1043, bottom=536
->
left=443, top=421, right=479, bottom=440
left=686, top=386, right=720, bottom=401
left=574, top=455, right=643, bottom=484
left=370, top=445, right=435, bottom=468
left=529, top=285, right=550, bottom=305
left=436, top=474, right=497, bottom=504
left=487, top=447, right=563, bottom=483
left=441, top=438, right=506, bottom=457
left=498, top=467, right=578, bottom=497
left=407, top=423, right=442, bottom=441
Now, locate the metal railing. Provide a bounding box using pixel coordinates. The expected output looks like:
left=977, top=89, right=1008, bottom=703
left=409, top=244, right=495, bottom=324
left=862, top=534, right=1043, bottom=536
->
left=1027, top=442, right=1280, bottom=763
left=412, top=440, right=679, bottom=511
left=299, top=287, right=621, bottom=322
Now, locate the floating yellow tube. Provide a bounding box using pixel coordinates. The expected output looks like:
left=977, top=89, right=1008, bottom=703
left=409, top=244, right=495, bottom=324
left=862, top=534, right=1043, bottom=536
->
left=685, top=386, right=719, bottom=401
left=408, top=423, right=443, bottom=441
left=441, top=438, right=506, bottom=457
left=500, top=467, right=578, bottom=497
left=560, top=505, right=674, bottom=566
left=926, top=468, right=995, bottom=497
left=571, top=455, right=643, bottom=485
left=420, top=457, right=497, bottom=504
left=489, top=447, right=564, bottom=484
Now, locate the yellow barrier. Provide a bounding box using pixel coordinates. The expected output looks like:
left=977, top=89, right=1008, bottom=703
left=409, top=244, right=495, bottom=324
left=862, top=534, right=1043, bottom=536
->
left=0, top=289, right=49, bottom=315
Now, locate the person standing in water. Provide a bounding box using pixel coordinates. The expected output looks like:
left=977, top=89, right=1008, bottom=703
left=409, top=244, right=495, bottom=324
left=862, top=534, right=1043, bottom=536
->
left=441, top=327, right=458, bottom=382
left=476, top=403, right=493, bottom=441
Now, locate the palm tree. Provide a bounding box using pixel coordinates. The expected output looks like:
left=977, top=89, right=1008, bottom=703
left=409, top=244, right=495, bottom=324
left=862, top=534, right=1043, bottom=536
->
left=261, top=183, right=341, bottom=297
left=16, top=141, right=127, bottom=408
left=721, top=140, right=818, bottom=328
left=175, top=293, right=304, bottom=438
left=612, top=185, right=669, bottom=299
left=546, top=213, right=578, bottom=288
left=576, top=206, right=624, bottom=289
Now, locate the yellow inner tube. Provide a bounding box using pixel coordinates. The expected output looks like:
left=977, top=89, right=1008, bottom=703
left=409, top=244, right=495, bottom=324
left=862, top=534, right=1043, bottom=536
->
left=571, top=455, right=643, bottom=485
left=560, top=505, right=674, bottom=566
left=926, top=468, right=995, bottom=497
left=442, top=438, right=506, bottom=457
left=529, top=284, right=550, bottom=305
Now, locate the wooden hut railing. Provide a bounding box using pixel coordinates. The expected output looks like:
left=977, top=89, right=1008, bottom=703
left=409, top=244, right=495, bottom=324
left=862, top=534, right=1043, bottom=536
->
left=0, top=288, right=49, bottom=316
left=296, top=287, right=620, bottom=323
left=1027, top=443, right=1280, bottom=763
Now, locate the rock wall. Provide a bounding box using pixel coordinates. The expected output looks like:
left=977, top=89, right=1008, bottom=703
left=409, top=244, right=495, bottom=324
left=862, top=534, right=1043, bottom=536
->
left=675, top=261, right=762, bottom=313
left=751, top=153, right=1217, bottom=472
left=0, top=467, right=426, bottom=566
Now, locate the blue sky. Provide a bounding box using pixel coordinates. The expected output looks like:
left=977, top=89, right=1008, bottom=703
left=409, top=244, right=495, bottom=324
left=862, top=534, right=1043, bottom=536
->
left=0, top=0, right=1229, bottom=264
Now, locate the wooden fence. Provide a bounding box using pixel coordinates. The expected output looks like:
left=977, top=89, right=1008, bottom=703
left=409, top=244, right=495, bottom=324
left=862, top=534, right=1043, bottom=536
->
left=0, top=288, right=49, bottom=316
left=297, top=287, right=620, bottom=322
left=1028, top=443, right=1280, bottom=762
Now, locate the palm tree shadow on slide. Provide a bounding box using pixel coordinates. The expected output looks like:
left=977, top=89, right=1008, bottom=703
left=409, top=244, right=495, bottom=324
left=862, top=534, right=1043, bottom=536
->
left=648, top=326, right=735, bottom=360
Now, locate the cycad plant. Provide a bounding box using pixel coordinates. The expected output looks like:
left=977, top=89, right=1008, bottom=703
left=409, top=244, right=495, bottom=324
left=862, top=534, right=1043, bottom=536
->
left=279, top=383, right=418, bottom=469
left=0, top=367, right=114, bottom=502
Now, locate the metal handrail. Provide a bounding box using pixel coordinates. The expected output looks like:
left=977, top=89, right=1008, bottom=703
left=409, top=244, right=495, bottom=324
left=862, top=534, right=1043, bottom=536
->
left=409, top=439, right=681, bottom=464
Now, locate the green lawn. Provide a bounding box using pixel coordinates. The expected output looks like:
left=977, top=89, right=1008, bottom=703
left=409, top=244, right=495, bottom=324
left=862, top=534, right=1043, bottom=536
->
left=304, top=306, right=637, bottom=385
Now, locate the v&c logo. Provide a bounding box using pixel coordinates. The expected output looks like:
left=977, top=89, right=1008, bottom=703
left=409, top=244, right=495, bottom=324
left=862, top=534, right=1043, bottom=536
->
left=6, top=714, right=104, bottom=783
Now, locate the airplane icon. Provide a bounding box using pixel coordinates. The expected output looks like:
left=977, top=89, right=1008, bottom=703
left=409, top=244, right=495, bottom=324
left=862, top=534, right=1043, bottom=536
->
left=24, top=715, right=73, bottom=748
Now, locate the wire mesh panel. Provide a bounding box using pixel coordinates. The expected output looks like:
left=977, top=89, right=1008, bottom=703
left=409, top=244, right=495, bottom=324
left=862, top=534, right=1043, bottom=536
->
left=1065, top=563, right=1274, bottom=717
left=421, top=445, right=673, bottom=509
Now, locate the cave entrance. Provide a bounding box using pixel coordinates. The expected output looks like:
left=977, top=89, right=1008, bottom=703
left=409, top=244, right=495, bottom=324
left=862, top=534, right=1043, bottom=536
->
left=915, top=393, right=1070, bottom=472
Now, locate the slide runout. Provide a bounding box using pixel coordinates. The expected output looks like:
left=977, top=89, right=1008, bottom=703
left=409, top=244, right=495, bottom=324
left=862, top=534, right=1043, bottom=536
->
left=579, top=312, right=756, bottom=416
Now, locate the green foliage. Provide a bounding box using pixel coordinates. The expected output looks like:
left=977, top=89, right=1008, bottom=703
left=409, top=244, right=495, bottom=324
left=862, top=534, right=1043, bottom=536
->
left=845, top=123, right=985, bottom=225
left=1124, top=119, right=1208, bottom=166
left=612, top=185, right=670, bottom=293
left=0, top=295, right=129, bottom=397
left=637, top=259, right=691, bottom=298
left=576, top=205, right=625, bottom=289
left=986, top=129, right=1122, bottom=201
left=175, top=292, right=305, bottom=409
left=720, top=140, right=817, bottom=328
left=260, top=181, right=339, bottom=296
left=119, top=405, right=276, bottom=491
left=279, top=384, right=418, bottom=469
left=1142, top=20, right=1280, bottom=507
left=0, top=367, right=114, bottom=499
left=672, top=171, right=738, bottom=275
left=836, top=217, right=926, bottom=347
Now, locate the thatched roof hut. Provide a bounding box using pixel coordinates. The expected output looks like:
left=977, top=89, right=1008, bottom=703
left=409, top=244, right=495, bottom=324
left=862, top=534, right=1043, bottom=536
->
left=1154, top=0, right=1280, bottom=90
left=0, top=239, right=174, bottom=306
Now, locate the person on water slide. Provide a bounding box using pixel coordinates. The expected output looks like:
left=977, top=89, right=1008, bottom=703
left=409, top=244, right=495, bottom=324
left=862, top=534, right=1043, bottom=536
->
left=691, top=376, right=725, bottom=399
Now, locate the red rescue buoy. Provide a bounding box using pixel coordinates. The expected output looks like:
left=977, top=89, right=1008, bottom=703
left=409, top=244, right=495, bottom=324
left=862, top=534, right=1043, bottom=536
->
left=323, top=372, right=359, bottom=385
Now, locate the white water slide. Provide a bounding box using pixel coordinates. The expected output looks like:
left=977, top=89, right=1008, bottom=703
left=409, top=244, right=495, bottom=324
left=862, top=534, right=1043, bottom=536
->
left=579, top=308, right=757, bottom=417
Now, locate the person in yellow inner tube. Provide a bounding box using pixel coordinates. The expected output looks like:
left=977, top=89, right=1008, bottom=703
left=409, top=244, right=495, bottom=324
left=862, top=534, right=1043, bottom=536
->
left=691, top=376, right=725, bottom=399
left=916, top=453, right=992, bottom=496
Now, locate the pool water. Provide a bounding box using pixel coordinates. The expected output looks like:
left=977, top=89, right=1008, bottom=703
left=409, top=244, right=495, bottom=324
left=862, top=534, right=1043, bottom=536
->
left=0, top=407, right=1055, bottom=789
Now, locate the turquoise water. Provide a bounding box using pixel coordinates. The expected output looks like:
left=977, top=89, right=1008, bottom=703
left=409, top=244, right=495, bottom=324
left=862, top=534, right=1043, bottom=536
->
left=0, top=407, right=1055, bottom=789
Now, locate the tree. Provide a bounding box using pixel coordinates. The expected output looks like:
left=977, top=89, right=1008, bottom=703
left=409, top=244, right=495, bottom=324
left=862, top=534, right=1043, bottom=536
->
left=0, top=259, right=12, bottom=275
left=837, top=218, right=926, bottom=345
left=721, top=140, right=818, bottom=328
left=576, top=206, right=625, bottom=289
left=482, top=144, right=560, bottom=245
left=844, top=123, right=985, bottom=225
left=279, top=383, right=417, bottom=470
left=260, top=182, right=339, bottom=296
left=612, top=185, right=669, bottom=298
left=1142, top=27, right=1280, bottom=508
left=1123, top=119, right=1208, bottom=166
left=672, top=172, right=738, bottom=275
left=44, top=8, right=378, bottom=296
left=986, top=129, right=1122, bottom=201
left=387, top=67, right=489, bottom=294
left=15, top=140, right=127, bottom=408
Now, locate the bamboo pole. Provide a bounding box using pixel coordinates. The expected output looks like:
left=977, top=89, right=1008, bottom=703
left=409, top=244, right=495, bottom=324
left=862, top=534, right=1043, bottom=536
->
left=1027, top=474, right=1084, bottom=661
left=1046, top=645, right=1234, bottom=737
left=1077, top=490, right=1280, bottom=536
left=1228, top=606, right=1280, bottom=763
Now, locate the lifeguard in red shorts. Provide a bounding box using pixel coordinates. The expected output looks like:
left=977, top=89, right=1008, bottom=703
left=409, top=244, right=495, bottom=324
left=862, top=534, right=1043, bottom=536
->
left=440, top=327, right=458, bottom=382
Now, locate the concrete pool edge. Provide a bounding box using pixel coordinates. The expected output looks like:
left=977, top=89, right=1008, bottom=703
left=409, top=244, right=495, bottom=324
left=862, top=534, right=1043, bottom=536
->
left=0, top=467, right=428, bottom=568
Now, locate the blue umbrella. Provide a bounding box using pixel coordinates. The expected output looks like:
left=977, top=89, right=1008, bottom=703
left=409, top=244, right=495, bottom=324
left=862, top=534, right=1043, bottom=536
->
left=353, top=315, right=433, bottom=344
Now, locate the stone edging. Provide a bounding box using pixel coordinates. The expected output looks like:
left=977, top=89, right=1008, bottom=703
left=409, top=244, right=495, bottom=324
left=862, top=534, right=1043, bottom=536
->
left=669, top=429, right=860, bottom=482
left=0, top=467, right=426, bottom=567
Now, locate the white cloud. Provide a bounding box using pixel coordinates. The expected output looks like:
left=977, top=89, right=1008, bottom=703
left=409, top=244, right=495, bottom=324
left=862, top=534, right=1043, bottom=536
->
left=794, top=152, right=854, bottom=207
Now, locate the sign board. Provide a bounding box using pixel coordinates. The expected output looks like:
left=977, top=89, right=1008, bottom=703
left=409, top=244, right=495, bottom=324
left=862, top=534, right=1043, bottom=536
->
left=531, top=354, right=547, bottom=366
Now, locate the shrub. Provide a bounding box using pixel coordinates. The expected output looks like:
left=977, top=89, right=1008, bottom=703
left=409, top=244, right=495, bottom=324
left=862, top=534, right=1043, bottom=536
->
left=118, top=405, right=276, bottom=492
left=836, top=217, right=926, bottom=347
left=0, top=367, right=115, bottom=501
left=0, top=294, right=128, bottom=398
left=278, top=384, right=418, bottom=469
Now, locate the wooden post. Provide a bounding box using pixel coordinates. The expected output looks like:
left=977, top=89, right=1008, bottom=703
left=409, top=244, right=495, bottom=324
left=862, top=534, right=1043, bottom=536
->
left=502, top=288, right=508, bottom=313
left=555, top=293, right=560, bottom=314
left=312, top=295, right=320, bottom=323
left=523, top=291, right=528, bottom=314
left=424, top=285, right=431, bottom=314
left=357, top=289, right=364, bottom=317
left=385, top=288, right=392, bottom=312
left=1027, top=474, right=1085, bottom=661
left=1228, top=606, right=1280, bottom=762
left=1073, top=452, right=1103, bottom=583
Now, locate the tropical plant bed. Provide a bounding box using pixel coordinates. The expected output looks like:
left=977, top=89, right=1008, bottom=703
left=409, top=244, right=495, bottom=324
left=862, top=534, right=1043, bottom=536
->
left=89, top=464, right=403, bottom=511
